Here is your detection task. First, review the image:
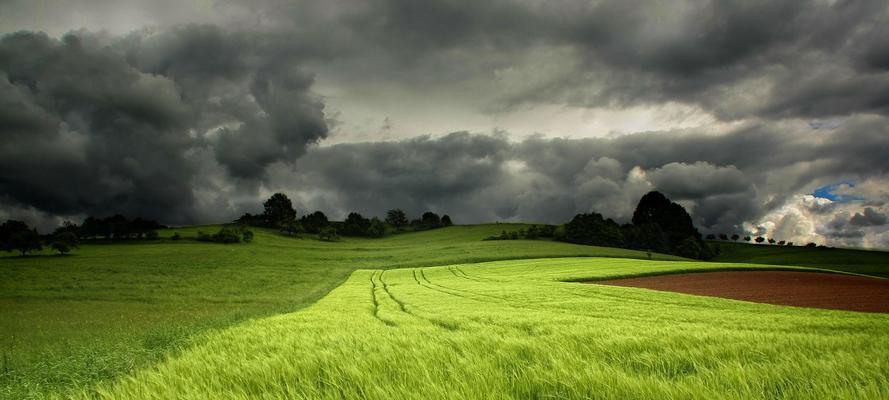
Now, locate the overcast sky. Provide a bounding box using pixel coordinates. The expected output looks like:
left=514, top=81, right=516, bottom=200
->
left=1, top=0, right=888, bottom=249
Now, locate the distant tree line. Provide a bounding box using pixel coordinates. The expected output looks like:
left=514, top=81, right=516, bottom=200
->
left=560, top=191, right=717, bottom=260
left=482, top=191, right=718, bottom=260
left=704, top=233, right=826, bottom=248
left=236, top=193, right=454, bottom=240
left=1, top=219, right=80, bottom=256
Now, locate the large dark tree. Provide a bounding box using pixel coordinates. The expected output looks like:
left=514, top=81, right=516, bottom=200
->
left=564, top=213, right=625, bottom=248
left=1, top=220, right=30, bottom=252
left=385, top=209, right=408, bottom=230
left=263, top=193, right=297, bottom=227
left=300, top=211, right=329, bottom=234
left=342, top=212, right=371, bottom=236
left=631, top=191, right=702, bottom=249
left=9, top=229, right=42, bottom=256
left=621, top=223, right=670, bottom=253
left=441, top=215, right=453, bottom=227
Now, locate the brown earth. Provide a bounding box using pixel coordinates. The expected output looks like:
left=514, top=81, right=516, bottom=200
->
left=591, top=271, right=889, bottom=313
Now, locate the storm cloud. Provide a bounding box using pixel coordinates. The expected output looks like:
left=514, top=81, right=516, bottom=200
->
left=1, top=0, right=889, bottom=249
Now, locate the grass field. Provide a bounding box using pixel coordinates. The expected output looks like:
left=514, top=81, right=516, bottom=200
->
left=712, top=241, right=889, bottom=278
left=0, top=225, right=683, bottom=399
left=85, top=258, right=889, bottom=399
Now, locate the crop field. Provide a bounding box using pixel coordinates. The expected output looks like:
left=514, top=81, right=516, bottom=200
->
left=0, top=225, right=683, bottom=399
left=86, top=257, right=889, bottom=399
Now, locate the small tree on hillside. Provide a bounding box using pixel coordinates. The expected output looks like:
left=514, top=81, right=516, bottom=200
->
left=50, top=231, right=79, bottom=255
left=420, top=212, right=441, bottom=229
left=743, top=236, right=751, bottom=241
left=768, top=238, right=776, bottom=245
left=10, top=229, right=42, bottom=256
left=441, top=215, right=453, bottom=227
left=367, top=217, right=386, bottom=238
left=755, top=236, right=765, bottom=243
left=385, top=209, right=408, bottom=231
left=731, top=234, right=740, bottom=241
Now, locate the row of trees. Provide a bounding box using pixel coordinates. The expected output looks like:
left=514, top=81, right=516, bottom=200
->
left=562, top=191, right=716, bottom=260
left=705, top=233, right=812, bottom=247
left=75, top=215, right=166, bottom=240
left=1, top=220, right=80, bottom=255
left=237, top=193, right=454, bottom=239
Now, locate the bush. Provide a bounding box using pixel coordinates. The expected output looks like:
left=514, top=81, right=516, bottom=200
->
left=196, top=226, right=252, bottom=244
left=319, top=227, right=339, bottom=242
left=367, top=218, right=386, bottom=238
left=171, top=232, right=181, bottom=241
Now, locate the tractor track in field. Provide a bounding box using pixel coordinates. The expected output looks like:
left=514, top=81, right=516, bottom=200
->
left=369, top=271, right=396, bottom=326
left=379, top=271, right=461, bottom=331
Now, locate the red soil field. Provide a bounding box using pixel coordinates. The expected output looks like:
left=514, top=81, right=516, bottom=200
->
left=592, top=271, right=889, bottom=313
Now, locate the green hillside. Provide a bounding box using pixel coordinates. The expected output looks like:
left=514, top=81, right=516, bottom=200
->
left=87, top=258, right=889, bottom=399
left=712, top=241, right=889, bottom=278
left=0, top=224, right=680, bottom=399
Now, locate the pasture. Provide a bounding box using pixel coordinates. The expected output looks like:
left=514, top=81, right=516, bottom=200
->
left=1, top=225, right=679, bottom=399
left=86, top=258, right=889, bottom=399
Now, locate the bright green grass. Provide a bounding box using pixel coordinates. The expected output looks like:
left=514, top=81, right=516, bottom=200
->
left=712, top=241, right=889, bottom=278
left=0, top=224, right=683, bottom=399
left=85, top=257, right=889, bottom=399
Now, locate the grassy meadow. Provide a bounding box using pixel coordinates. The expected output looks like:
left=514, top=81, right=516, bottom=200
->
left=1, top=224, right=683, bottom=399
left=86, top=258, right=889, bottom=399
left=712, top=241, right=889, bottom=278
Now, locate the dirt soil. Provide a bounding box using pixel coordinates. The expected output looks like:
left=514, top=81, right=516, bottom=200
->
left=592, top=271, right=889, bottom=313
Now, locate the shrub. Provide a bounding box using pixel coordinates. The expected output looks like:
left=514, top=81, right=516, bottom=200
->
left=171, top=232, right=181, bottom=241
left=319, top=227, right=339, bottom=242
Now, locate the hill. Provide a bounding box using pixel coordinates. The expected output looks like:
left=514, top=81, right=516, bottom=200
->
left=0, top=224, right=680, bottom=399
left=711, top=241, right=889, bottom=278
left=87, top=258, right=889, bottom=399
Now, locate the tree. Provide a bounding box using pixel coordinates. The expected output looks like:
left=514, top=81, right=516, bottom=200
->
left=385, top=209, right=408, bottom=231
left=10, top=229, right=42, bottom=255
left=777, top=240, right=786, bottom=246
left=367, top=217, right=386, bottom=238
left=564, top=213, right=625, bottom=248
left=705, top=234, right=716, bottom=240
left=441, top=215, right=453, bottom=227
left=631, top=191, right=702, bottom=249
left=743, top=236, right=751, bottom=242
left=262, top=193, right=296, bottom=227
left=621, top=223, right=670, bottom=253
left=755, top=236, right=765, bottom=243
left=1, top=220, right=29, bottom=251
left=805, top=242, right=817, bottom=248
left=300, top=211, right=329, bottom=234
left=768, top=238, right=776, bottom=245
left=343, top=212, right=371, bottom=236
left=50, top=231, right=79, bottom=255
left=731, top=234, right=740, bottom=241
left=718, top=234, right=728, bottom=241
left=420, top=212, right=441, bottom=229
left=675, top=237, right=704, bottom=259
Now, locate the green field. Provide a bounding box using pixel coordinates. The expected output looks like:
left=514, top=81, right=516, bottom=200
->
left=2, top=226, right=888, bottom=399
left=87, top=258, right=889, bottom=399
left=712, top=241, right=889, bottom=278
left=0, top=225, right=681, bottom=399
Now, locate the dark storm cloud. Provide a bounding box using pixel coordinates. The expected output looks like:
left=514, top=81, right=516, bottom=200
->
left=263, top=117, right=889, bottom=241
left=0, top=28, right=326, bottom=222
left=850, top=208, right=888, bottom=227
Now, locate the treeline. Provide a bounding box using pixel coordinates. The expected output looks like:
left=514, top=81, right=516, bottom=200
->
left=563, top=191, right=715, bottom=260
left=1, top=220, right=79, bottom=255
left=483, top=191, right=716, bottom=260
left=236, top=193, right=454, bottom=240
left=704, top=233, right=824, bottom=248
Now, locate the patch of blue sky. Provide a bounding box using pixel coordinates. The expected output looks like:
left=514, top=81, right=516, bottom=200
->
left=812, top=181, right=864, bottom=203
